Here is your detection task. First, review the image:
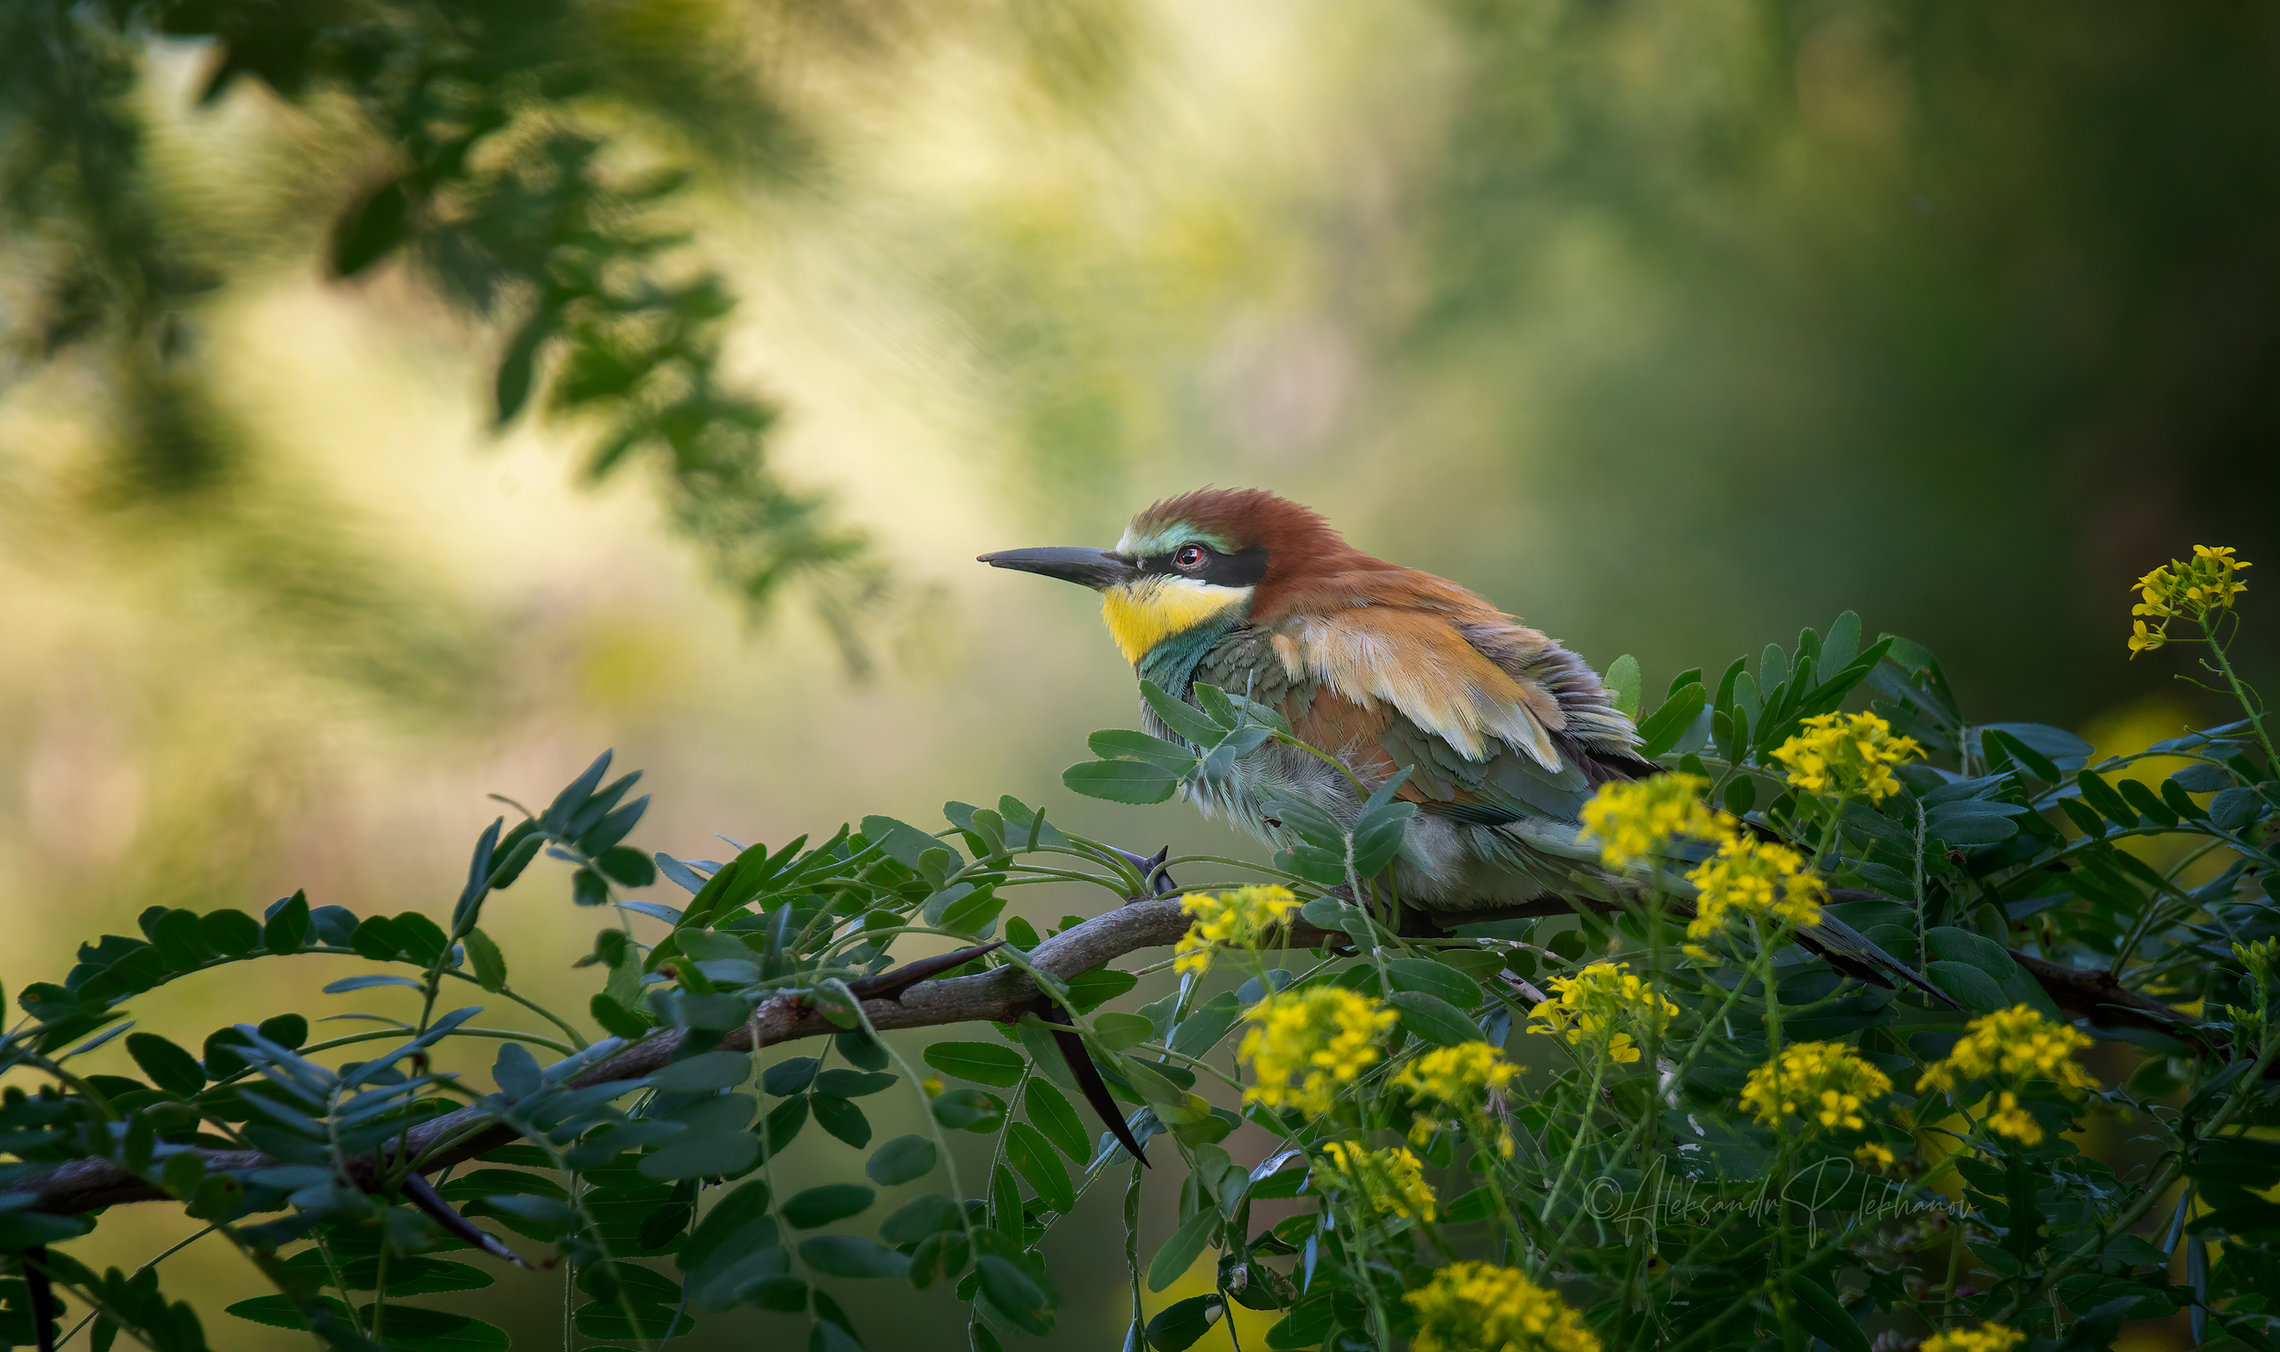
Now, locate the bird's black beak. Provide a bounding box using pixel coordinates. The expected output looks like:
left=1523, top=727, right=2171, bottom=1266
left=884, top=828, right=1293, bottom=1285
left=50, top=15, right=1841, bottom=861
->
left=976, top=546, right=1136, bottom=590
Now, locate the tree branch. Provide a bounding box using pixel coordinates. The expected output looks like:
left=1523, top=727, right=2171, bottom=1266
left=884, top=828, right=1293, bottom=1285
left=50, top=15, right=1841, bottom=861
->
left=12, top=896, right=1336, bottom=1218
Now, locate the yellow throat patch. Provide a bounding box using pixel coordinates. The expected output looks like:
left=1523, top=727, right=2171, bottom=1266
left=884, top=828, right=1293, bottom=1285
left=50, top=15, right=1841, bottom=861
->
left=1100, top=577, right=1250, bottom=665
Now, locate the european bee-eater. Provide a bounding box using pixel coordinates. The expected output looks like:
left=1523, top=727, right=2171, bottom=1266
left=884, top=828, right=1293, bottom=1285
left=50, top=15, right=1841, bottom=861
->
left=982, top=487, right=1942, bottom=994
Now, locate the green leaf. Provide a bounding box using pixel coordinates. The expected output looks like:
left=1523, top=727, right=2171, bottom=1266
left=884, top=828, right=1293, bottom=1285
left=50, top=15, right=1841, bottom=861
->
left=678, top=1178, right=775, bottom=1278
left=1024, top=1080, right=1091, bottom=1162
left=226, top=1295, right=355, bottom=1332
left=764, top=1057, right=820, bottom=1096
left=492, top=307, right=551, bottom=424
left=858, top=815, right=962, bottom=871
left=1445, top=1186, right=1499, bottom=1223
left=1819, top=611, right=1861, bottom=677
left=799, top=1235, right=912, bottom=1280
left=1007, top=1122, right=1075, bottom=1212
left=784, top=1183, right=876, bottom=1229
left=1924, top=961, right=2010, bottom=1015
left=1093, top=1012, right=1156, bottom=1051
left=651, top=1050, right=753, bottom=1093
left=1386, top=991, right=1481, bottom=1046
left=1787, top=1273, right=1869, bottom=1352
left=1141, top=680, right=1231, bottom=746
left=462, top=927, right=508, bottom=992
left=1118, top=1057, right=1193, bottom=1106
left=1089, top=729, right=1204, bottom=774
left=638, top=1128, right=760, bottom=1181
left=1604, top=654, right=1643, bottom=719
left=975, top=1253, right=1056, bottom=1335
left=2075, top=770, right=2136, bottom=825
left=128, top=1032, right=205, bottom=1098
left=931, top=1088, right=1007, bottom=1132
left=1146, top=1294, right=1225, bottom=1352
left=330, top=177, right=412, bottom=278
left=1924, top=927, right=2057, bottom=1016
left=257, top=1013, right=309, bottom=1049
left=323, top=973, right=425, bottom=994
left=836, top=1028, right=891, bottom=1071
left=883, top=1193, right=966, bottom=1245
left=816, top=1069, right=897, bottom=1098
left=591, top=993, right=650, bottom=1040
left=1066, top=967, right=1140, bottom=1013
left=1063, top=761, right=1180, bottom=805
left=262, top=892, right=311, bottom=953
left=598, top=845, right=658, bottom=887
left=1637, top=683, right=1709, bottom=759
left=350, top=1306, right=509, bottom=1351
left=1168, top=993, right=1242, bottom=1060
left=202, top=908, right=262, bottom=956
left=924, top=1041, right=1027, bottom=1087
left=1386, top=958, right=1483, bottom=1010
left=1147, top=1207, right=1219, bottom=1292
left=812, top=1094, right=873, bottom=1147
left=939, top=887, right=1007, bottom=937
left=866, top=1135, right=939, bottom=1186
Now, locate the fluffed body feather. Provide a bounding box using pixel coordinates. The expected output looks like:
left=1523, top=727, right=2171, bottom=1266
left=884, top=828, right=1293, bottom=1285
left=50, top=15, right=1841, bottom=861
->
left=1108, top=490, right=1652, bottom=909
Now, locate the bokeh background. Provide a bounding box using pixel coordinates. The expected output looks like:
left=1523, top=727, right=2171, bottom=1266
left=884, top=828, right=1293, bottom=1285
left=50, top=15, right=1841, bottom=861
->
left=4, top=0, right=2277, bottom=1347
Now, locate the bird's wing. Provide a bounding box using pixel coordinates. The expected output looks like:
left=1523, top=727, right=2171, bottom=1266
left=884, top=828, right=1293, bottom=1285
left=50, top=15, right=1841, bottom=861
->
left=1259, top=606, right=1621, bottom=826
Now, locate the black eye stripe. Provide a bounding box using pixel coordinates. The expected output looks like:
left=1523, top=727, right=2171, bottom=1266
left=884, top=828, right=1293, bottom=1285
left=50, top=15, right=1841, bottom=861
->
left=1137, top=545, right=1268, bottom=588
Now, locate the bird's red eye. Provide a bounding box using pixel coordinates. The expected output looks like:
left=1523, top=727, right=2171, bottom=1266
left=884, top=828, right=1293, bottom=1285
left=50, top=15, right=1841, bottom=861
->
left=1174, top=544, right=1207, bottom=570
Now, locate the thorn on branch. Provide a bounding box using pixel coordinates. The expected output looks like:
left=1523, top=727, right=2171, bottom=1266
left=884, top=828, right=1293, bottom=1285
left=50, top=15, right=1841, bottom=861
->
left=400, top=1172, right=540, bottom=1269
left=1036, top=996, right=1149, bottom=1167
left=22, top=1246, right=56, bottom=1352
left=846, top=942, right=1006, bottom=1002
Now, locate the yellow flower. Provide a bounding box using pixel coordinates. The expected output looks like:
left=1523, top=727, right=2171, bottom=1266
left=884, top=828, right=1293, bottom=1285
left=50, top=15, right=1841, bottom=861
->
left=1526, top=963, right=1677, bottom=1067
left=1394, top=1041, right=1520, bottom=1148
left=1919, top=1004, right=2096, bottom=1145
left=1852, top=1142, right=1896, bottom=1170
left=1317, top=1140, right=1437, bottom=1222
left=2129, top=545, right=2252, bottom=656
left=921, top=1076, right=944, bottom=1097
left=1683, top=835, right=1825, bottom=952
left=1770, top=712, right=1925, bottom=803
left=1739, top=1041, right=1892, bottom=1135
left=1405, top=1262, right=1601, bottom=1352
left=1238, top=986, right=1397, bottom=1117
left=1579, top=774, right=1730, bottom=869
left=1921, top=1323, right=2026, bottom=1352
left=1172, top=885, right=1301, bottom=975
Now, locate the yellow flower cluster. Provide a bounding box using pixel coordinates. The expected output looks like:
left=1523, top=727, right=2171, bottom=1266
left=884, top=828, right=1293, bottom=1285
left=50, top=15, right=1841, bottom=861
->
left=1739, top=1041, right=1893, bottom=1135
left=1919, top=1004, right=2096, bottom=1145
left=1317, top=1140, right=1437, bottom=1222
left=2129, top=545, right=2252, bottom=656
left=1921, top=1324, right=2025, bottom=1352
left=1393, top=1040, right=1520, bottom=1148
left=1526, top=963, right=1677, bottom=1067
left=1852, top=1141, right=1896, bottom=1170
left=1579, top=774, right=1729, bottom=868
left=1172, top=884, right=1301, bottom=975
left=1578, top=774, right=1832, bottom=963
left=1405, top=1263, right=1601, bottom=1352
left=1770, top=712, right=1925, bottom=803
left=1683, top=835, right=1826, bottom=956
left=1238, top=986, right=1397, bottom=1117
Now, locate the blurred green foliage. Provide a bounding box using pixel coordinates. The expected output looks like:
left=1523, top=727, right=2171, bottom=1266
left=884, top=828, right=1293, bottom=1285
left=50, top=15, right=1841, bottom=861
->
left=1382, top=0, right=2280, bottom=722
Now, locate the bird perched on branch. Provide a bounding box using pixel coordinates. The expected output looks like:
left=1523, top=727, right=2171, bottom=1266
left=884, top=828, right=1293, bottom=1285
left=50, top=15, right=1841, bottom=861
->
left=981, top=487, right=1942, bottom=996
